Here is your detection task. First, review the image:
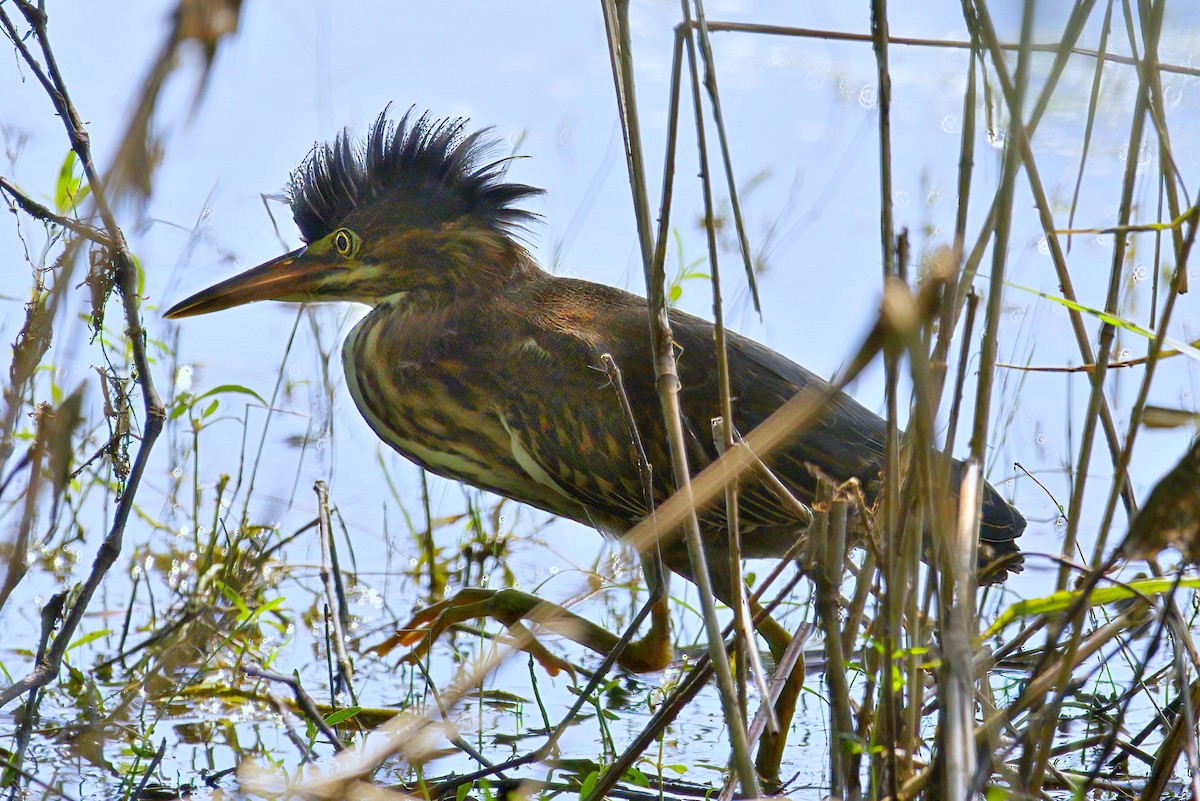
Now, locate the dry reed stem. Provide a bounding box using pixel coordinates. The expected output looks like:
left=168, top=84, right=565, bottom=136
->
left=601, top=0, right=758, bottom=789
left=677, top=0, right=752, bottom=739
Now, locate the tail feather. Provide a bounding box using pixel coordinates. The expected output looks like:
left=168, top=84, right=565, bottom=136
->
left=978, top=481, right=1026, bottom=581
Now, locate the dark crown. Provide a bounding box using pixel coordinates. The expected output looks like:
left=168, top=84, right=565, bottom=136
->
left=288, top=107, right=543, bottom=244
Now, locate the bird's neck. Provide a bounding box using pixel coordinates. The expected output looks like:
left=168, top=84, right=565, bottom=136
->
left=377, top=229, right=545, bottom=311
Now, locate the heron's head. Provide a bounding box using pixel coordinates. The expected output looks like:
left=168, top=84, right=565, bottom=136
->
left=165, top=108, right=542, bottom=319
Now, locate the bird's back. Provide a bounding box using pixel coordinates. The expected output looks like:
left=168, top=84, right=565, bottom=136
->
left=344, top=270, right=1024, bottom=576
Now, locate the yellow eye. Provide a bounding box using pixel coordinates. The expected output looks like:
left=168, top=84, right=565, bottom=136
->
left=332, top=228, right=360, bottom=259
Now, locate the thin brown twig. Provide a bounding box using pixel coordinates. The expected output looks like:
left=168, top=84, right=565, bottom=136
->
left=129, top=738, right=168, bottom=800
left=696, top=18, right=1200, bottom=79
left=972, top=0, right=1139, bottom=523
left=4, top=591, right=64, bottom=789
left=948, top=1, right=1140, bottom=531
left=600, top=1, right=759, bottom=791
left=261, top=692, right=318, bottom=762
left=1049, top=0, right=1149, bottom=597
left=683, top=4, right=761, bottom=312
left=599, top=548, right=810, bottom=801
left=315, top=480, right=357, bottom=704
left=409, top=658, right=506, bottom=778
left=0, top=0, right=166, bottom=711
left=815, top=487, right=855, bottom=798
left=599, top=350, right=672, bottom=686
left=1130, top=0, right=1188, bottom=296
left=677, top=0, right=759, bottom=765
left=869, top=1, right=904, bottom=793
left=731, top=434, right=813, bottom=527
left=1013, top=462, right=1066, bottom=522
left=995, top=343, right=1195, bottom=372
left=0, top=177, right=113, bottom=246
left=1065, top=0, right=1114, bottom=253
left=600, top=354, right=655, bottom=510
left=242, top=663, right=345, bottom=753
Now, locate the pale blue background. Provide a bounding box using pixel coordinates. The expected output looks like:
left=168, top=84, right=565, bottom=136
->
left=2, top=0, right=1200, bottom=789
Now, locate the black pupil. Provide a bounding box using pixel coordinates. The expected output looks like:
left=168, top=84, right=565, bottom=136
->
left=337, top=233, right=349, bottom=252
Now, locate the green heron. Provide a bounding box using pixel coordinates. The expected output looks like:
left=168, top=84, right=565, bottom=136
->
left=166, top=109, right=1025, bottom=775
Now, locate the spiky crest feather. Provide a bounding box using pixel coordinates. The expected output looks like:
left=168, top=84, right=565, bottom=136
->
left=288, top=107, right=541, bottom=244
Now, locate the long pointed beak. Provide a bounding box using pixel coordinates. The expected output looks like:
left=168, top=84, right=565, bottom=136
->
left=164, top=247, right=320, bottom=318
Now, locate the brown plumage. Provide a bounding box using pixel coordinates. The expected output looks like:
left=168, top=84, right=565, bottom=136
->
left=166, top=108, right=1025, bottom=600
left=1119, top=437, right=1200, bottom=563
left=165, top=108, right=1027, bottom=779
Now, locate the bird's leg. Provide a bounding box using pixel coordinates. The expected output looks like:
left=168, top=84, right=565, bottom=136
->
left=661, top=535, right=806, bottom=785
left=752, top=608, right=805, bottom=787
left=369, top=550, right=675, bottom=676
left=613, top=549, right=674, bottom=673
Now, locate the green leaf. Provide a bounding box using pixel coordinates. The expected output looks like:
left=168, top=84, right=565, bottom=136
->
left=623, top=767, right=650, bottom=787
left=67, top=629, right=111, bottom=651
left=1056, top=204, right=1198, bottom=237
left=192, top=384, right=268, bottom=408
left=323, top=706, right=361, bottom=726
left=256, top=595, right=285, bottom=614
left=1008, top=282, right=1200, bottom=363
left=984, top=784, right=1013, bottom=801
left=216, top=581, right=251, bottom=620
left=132, top=252, right=146, bottom=298
left=129, top=738, right=159, bottom=759
left=984, top=576, right=1200, bottom=637
left=55, top=150, right=80, bottom=213
left=578, top=771, right=598, bottom=800
left=240, top=595, right=286, bottom=628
